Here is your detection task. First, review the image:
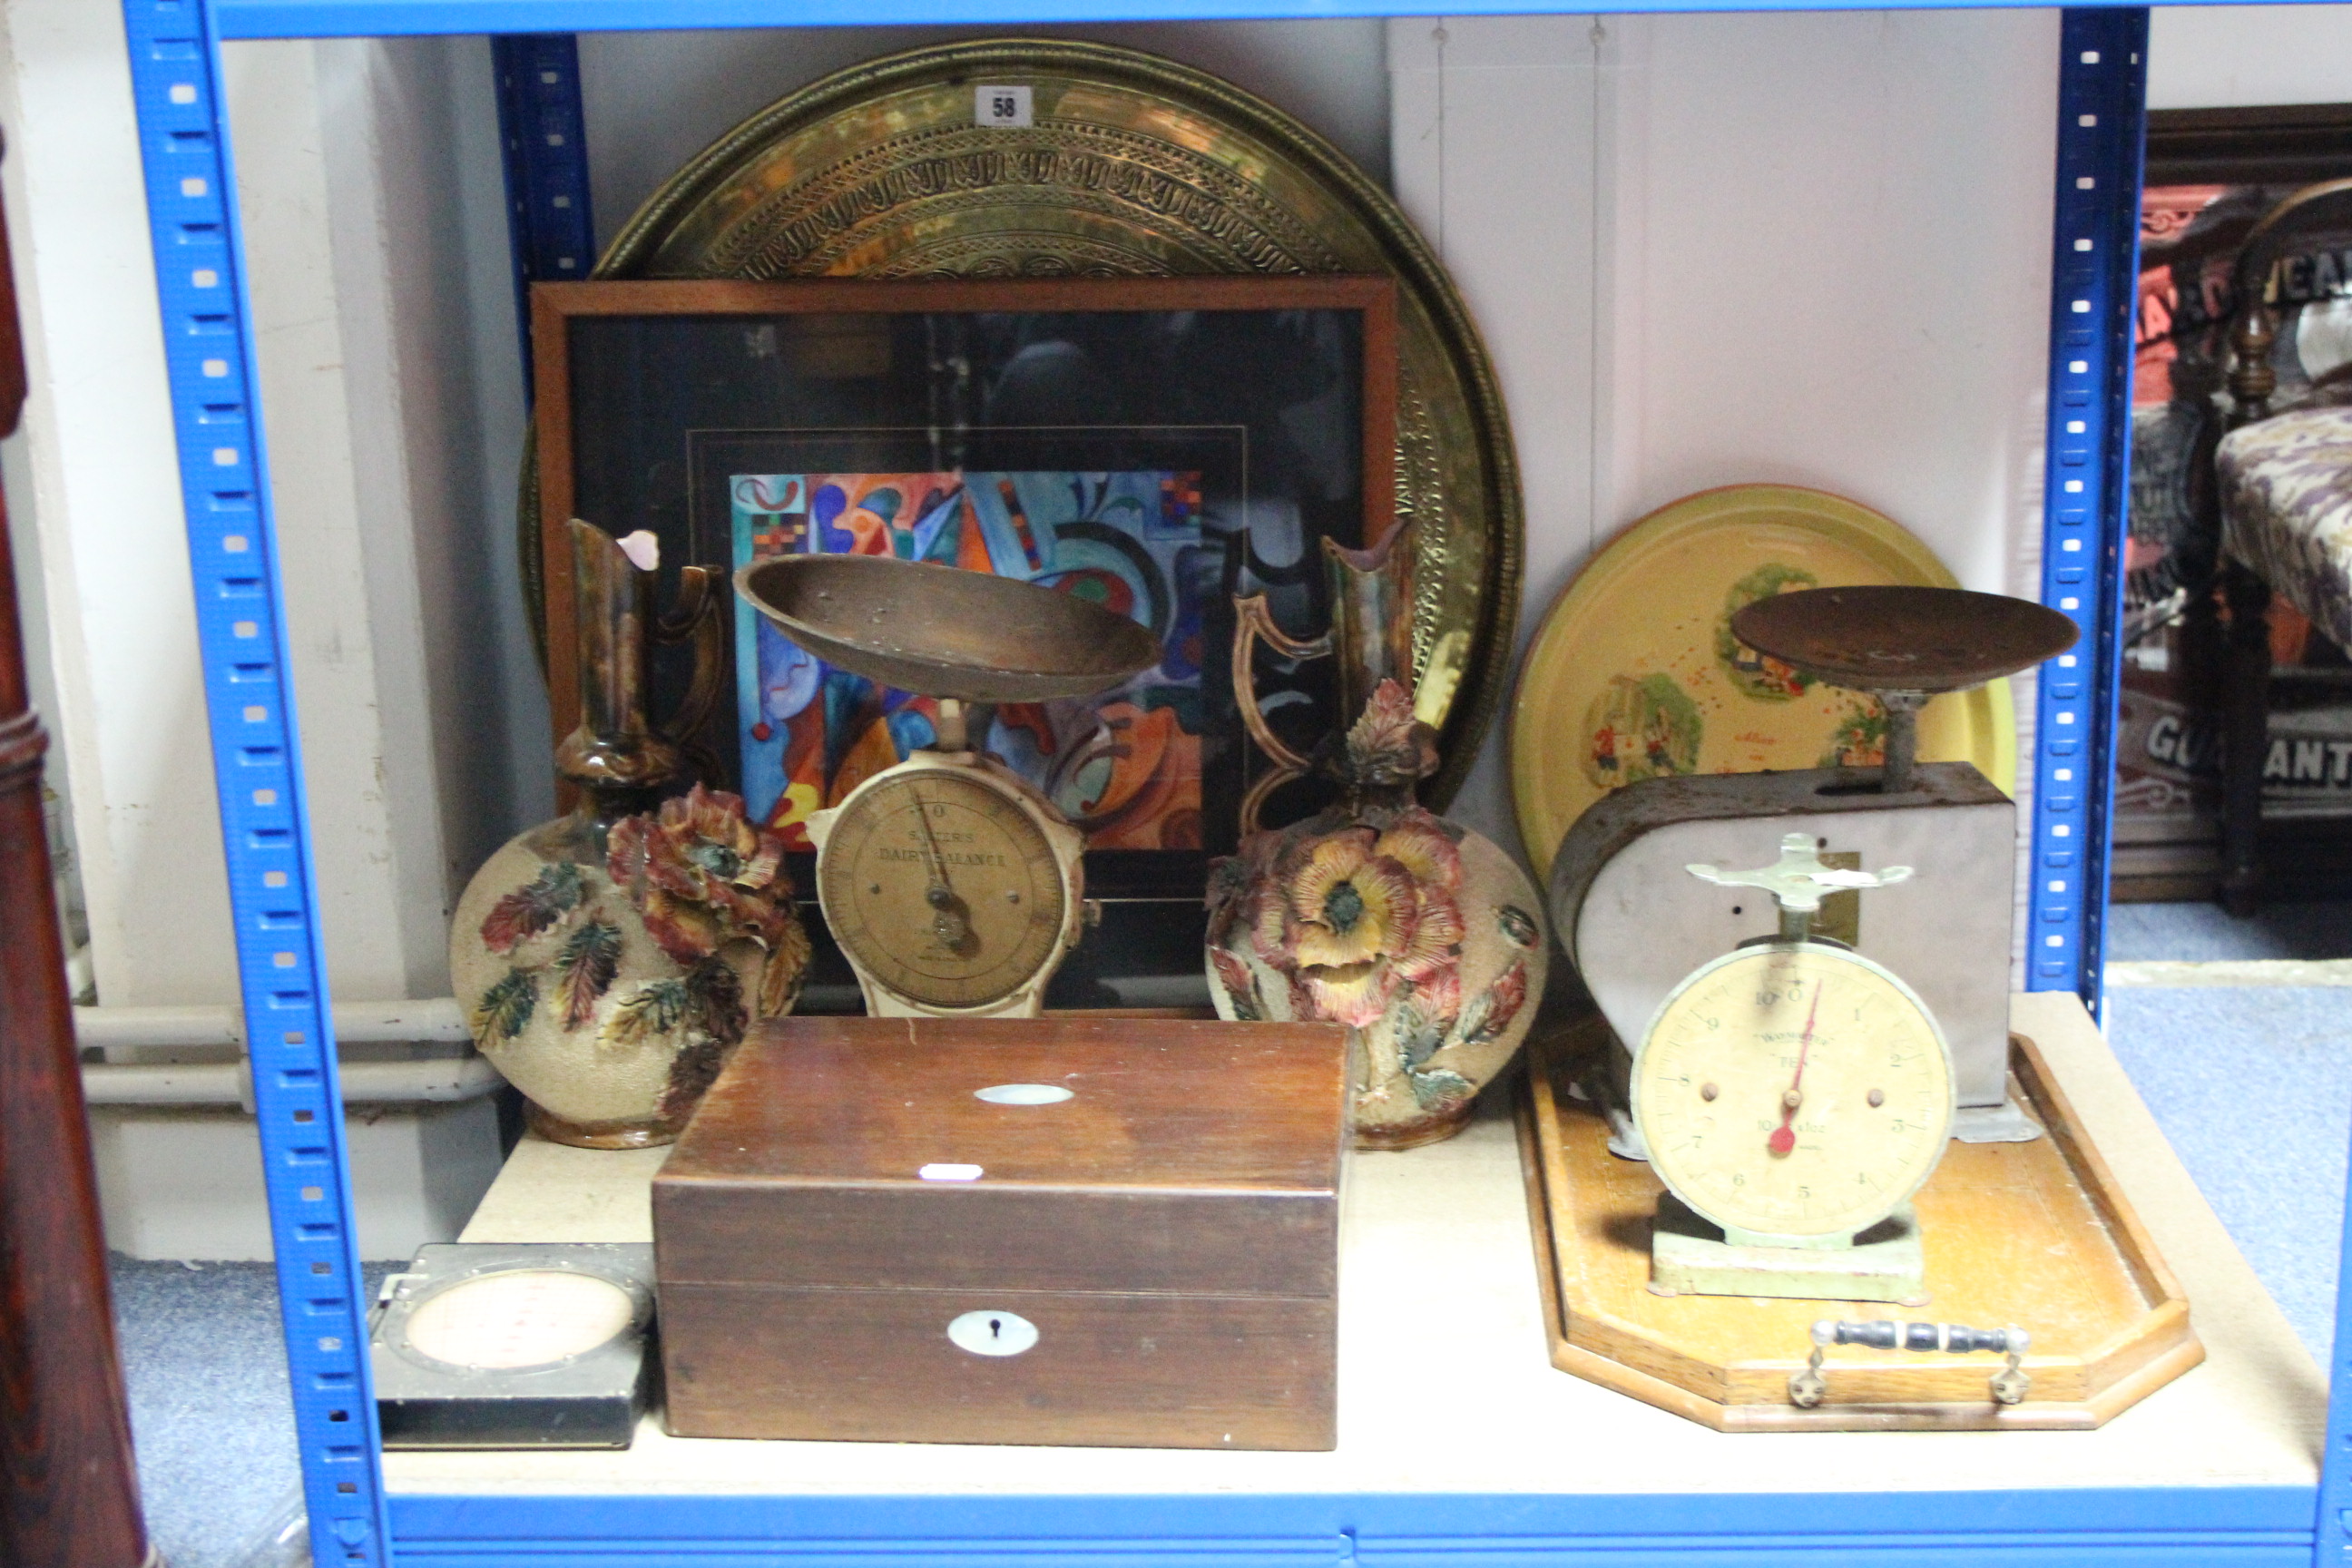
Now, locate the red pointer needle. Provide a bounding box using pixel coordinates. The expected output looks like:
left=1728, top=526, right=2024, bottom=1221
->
left=1769, top=984, right=1824, bottom=1158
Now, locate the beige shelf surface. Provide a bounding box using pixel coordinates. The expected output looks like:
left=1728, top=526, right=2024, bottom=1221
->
left=387, top=992, right=2321, bottom=1497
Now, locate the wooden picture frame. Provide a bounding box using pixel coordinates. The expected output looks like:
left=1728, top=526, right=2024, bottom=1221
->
left=530, top=275, right=1396, bottom=903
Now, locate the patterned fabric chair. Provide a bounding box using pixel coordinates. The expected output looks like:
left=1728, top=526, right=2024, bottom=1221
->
left=2214, top=178, right=2352, bottom=913
left=2218, top=409, right=2352, bottom=654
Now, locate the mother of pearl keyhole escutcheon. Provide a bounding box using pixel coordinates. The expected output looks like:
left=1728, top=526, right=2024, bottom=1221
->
left=948, top=1308, right=1039, bottom=1357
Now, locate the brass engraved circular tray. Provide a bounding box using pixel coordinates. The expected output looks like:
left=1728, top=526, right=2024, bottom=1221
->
left=558, top=37, right=1522, bottom=808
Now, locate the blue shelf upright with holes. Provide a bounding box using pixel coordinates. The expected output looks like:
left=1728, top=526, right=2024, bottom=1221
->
left=118, top=2, right=389, bottom=1560
left=103, top=1, right=2352, bottom=1563
left=2025, top=8, right=2145, bottom=1025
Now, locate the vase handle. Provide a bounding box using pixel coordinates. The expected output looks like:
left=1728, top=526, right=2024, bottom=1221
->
left=1238, top=763, right=1303, bottom=838
left=1230, top=593, right=1332, bottom=773
left=655, top=564, right=727, bottom=755
left=557, top=519, right=684, bottom=813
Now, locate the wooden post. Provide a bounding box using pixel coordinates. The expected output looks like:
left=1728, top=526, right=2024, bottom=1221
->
left=0, top=132, right=154, bottom=1568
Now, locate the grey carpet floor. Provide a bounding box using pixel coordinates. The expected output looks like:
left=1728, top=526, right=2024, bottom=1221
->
left=2104, top=985, right=2347, bottom=1366
left=2108, top=897, right=2352, bottom=961
left=106, top=906, right=2352, bottom=1564
left=2104, top=900, right=2352, bottom=1365
left=111, top=1259, right=397, bottom=1568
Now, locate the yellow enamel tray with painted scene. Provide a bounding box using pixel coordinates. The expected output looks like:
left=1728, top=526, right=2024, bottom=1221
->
left=1510, top=485, right=2017, bottom=875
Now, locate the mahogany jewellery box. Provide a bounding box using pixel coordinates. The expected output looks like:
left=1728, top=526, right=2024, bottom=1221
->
left=652, top=1014, right=1351, bottom=1449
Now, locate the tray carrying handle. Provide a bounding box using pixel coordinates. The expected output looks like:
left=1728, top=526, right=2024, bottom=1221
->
left=1788, top=1319, right=2032, bottom=1408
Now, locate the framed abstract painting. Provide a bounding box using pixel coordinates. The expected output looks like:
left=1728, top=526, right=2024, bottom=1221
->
left=530, top=275, right=1397, bottom=916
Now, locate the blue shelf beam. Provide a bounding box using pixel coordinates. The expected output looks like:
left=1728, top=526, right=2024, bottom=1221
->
left=388, top=1487, right=2322, bottom=1564
left=2024, top=9, right=2147, bottom=1017
left=117, top=1, right=389, bottom=1563
left=211, top=0, right=2288, bottom=43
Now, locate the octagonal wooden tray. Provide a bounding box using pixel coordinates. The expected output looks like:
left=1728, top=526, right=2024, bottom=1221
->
left=1518, top=1013, right=2203, bottom=1431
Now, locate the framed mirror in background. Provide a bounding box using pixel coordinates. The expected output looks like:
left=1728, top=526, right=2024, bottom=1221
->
left=2121, top=103, right=2352, bottom=899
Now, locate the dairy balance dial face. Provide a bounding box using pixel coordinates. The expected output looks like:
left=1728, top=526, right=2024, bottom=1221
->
left=817, top=768, right=1069, bottom=1012
left=1632, top=943, right=1955, bottom=1244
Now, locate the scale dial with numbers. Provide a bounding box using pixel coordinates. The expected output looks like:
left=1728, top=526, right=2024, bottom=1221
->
left=1631, top=941, right=1955, bottom=1247
left=810, top=760, right=1081, bottom=1017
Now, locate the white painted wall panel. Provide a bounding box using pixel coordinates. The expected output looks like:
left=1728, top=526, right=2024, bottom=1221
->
left=219, top=36, right=521, bottom=1001
left=0, top=0, right=232, bottom=1004
left=90, top=1099, right=502, bottom=1259
left=1389, top=15, right=1600, bottom=859
left=304, top=36, right=539, bottom=965
left=1392, top=10, right=2060, bottom=866
left=2151, top=4, right=2352, bottom=110
left=0, top=13, right=531, bottom=1015
left=1605, top=10, right=2059, bottom=600
left=229, top=39, right=429, bottom=1000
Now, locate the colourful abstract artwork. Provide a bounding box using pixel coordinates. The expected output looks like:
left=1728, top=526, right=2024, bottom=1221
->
left=731, top=471, right=1209, bottom=853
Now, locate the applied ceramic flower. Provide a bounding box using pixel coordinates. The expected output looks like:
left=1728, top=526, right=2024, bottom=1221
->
left=607, top=785, right=810, bottom=1018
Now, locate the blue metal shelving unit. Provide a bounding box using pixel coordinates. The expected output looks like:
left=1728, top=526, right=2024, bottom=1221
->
left=201, top=0, right=2251, bottom=33
left=487, top=32, right=593, bottom=396
left=105, top=0, right=2338, bottom=1562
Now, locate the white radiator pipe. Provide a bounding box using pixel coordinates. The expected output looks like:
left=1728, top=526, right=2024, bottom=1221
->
left=82, top=1055, right=503, bottom=1106
left=74, top=997, right=471, bottom=1051
left=74, top=999, right=495, bottom=1107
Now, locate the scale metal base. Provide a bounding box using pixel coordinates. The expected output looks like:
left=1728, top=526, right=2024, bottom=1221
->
left=1649, top=1195, right=1926, bottom=1306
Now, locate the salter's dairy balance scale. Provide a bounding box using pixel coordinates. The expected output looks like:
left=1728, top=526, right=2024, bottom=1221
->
left=735, top=554, right=1159, bottom=1018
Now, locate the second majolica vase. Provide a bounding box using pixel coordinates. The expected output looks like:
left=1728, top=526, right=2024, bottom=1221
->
left=1205, top=680, right=1548, bottom=1149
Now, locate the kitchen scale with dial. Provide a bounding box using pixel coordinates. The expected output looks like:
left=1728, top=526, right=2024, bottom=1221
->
left=1553, top=586, right=2078, bottom=1149
left=735, top=554, right=1161, bottom=1019
left=1632, top=831, right=1955, bottom=1305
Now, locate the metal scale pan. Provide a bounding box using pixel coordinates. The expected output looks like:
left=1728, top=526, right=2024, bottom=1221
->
left=1732, top=586, right=2080, bottom=794
left=732, top=554, right=1162, bottom=1020
left=734, top=554, right=1159, bottom=707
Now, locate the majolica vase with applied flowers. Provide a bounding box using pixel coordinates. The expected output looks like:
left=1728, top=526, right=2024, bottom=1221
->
left=449, top=521, right=810, bottom=1148
left=1205, top=680, right=1547, bottom=1149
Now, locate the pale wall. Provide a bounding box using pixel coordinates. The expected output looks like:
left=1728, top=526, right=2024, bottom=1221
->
left=222, top=33, right=540, bottom=998
left=0, top=9, right=535, bottom=1010
left=0, top=0, right=228, bottom=1004
left=1392, top=9, right=2061, bottom=863
left=2151, top=4, right=2352, bottom=109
